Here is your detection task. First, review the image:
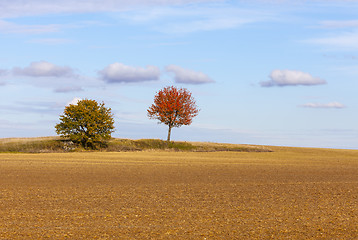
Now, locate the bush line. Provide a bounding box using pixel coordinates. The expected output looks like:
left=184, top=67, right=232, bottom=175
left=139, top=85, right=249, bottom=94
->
left=0, top=137, right=272, bottom=153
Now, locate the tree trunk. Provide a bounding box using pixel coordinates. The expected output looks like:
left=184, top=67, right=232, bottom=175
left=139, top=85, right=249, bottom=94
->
left=167, top=125, right=172, bottom=143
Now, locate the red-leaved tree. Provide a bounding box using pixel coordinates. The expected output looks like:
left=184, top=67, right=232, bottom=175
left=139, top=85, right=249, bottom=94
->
left=147, top=86, right=199, bottom=142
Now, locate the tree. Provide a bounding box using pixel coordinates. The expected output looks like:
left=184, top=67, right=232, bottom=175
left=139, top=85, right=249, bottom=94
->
left=147, top=86, right=199, bottom=142
left=55, top=99, right=115, bottom=149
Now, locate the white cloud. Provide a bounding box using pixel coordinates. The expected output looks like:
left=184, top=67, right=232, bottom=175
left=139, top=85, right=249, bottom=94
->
left=29, top=38, right=74, bottom=45
left=99, top=62, right=160, bottom=83
left=166, top=65, right=214, bottom=84
left=301, top=102, right=345, bottom=109
left=307, top=20, right=358, bottom=50
left=54, top=86, right=83, bottom=93
left=159, top=16, right=253, bottom=34
left=120, top=4, right=272, bottom=34
left=261, top=69, right=326, bottom=87
left=0, top=1, right=224, bottom=35
left=0, top=69, right=8, bottom=76
left=13, top=61, right=76, bottom=78
left=319, top=20, right=358, bottom=29
left=308, top=31, right=358, bottom=50
left=0, top=1, right=273, bottom=35
left=0, top=20, right=61, bottom=34
left=0, top=0, right=220, bottom=18
left=0, top=69, right=9, bottom=85
left=67, top=97, right=82, bottom=106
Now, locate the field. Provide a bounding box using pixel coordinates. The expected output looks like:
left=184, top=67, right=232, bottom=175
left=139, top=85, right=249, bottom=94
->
left=1, top=146, right=357, bottom=239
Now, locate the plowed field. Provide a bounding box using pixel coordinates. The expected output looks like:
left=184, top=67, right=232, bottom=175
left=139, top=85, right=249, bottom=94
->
left=1, top=147, right=357, bottom=239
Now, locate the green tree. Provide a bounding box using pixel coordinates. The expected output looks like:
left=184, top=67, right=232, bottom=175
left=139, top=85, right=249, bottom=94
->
left=55, top=99, right=115, bottom=149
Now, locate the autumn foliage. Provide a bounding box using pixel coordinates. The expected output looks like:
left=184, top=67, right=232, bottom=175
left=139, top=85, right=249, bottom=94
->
left=147, top=86, right=199, bottom=142
left=55, top=99, right=115, bottom=149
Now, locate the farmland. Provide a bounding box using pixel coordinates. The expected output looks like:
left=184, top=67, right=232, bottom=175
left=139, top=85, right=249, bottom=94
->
left=1, top=146, right=357, bottom=239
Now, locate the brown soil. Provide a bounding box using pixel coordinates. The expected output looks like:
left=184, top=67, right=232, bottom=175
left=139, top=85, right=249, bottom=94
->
left=0, top=148, right=357, bottom=239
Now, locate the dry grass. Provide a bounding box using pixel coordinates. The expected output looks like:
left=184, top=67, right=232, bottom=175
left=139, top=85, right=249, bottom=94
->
left=0, top=137, right=64, bottom=153
left=190, top=141, right=273, bottom=152
left=0, top=137, right=272, bottom=153
left=0, top=136, right=60, bottom=144
left=0, top=147, right=357, bottom=239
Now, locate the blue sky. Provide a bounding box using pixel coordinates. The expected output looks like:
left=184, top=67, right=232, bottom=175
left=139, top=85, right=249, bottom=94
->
left=0, top=0, right=357, bottom=149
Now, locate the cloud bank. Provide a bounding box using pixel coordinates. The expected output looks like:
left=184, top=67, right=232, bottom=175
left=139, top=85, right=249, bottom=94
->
left=307, top=20, right=358, bottom=50
left=319, top=20, right=358, bottom=29
left=0, top=69, right=8, bottom=76
left=0, top=69, right=9, bottom=85
left=0, top=1, right=274, bottom=35
left=0, top=0, right=219, bottom=19
left=13, top=61, right=76, bottom=78
left=120, top=5, right=270, bottom=34
left=308, top=32, right=358, bottom=50
left=99, top=63, right=160, bottom=83
left=166, top=65, right=214, bottom=84
left=301, top=102, right=345, bottom=109
left=261, top=69, right=326, bottom=87
left=54, top=86, right=83, bottom=93
left=30, top=38, right=73, bottom=45
left=0, top=20, right=61, bottom=34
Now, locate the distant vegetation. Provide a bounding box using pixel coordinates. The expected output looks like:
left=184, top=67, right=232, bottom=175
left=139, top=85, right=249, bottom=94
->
left=0, top=137, right=272, bottom=153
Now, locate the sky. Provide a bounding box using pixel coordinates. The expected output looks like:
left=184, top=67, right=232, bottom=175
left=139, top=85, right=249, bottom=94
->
left=0, top=0, right=357, bottom=149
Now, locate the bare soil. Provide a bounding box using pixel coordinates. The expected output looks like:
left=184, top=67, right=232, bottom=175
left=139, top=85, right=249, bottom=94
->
left=0, top=147, right=357, bottom=239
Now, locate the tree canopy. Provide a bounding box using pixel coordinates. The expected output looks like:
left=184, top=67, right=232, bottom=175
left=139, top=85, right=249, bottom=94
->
left=147, top=86, right=199, bottom=142
left=55, top=99, right=115, bottom=149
